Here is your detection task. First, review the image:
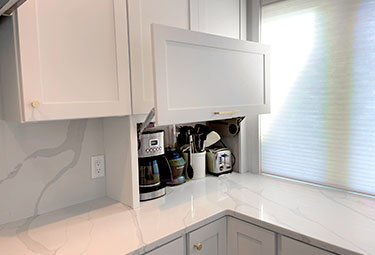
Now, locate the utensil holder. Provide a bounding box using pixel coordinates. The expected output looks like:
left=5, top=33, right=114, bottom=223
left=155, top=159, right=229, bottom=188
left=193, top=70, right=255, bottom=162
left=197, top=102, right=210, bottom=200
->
left=191, top=151, right=206, bottom=180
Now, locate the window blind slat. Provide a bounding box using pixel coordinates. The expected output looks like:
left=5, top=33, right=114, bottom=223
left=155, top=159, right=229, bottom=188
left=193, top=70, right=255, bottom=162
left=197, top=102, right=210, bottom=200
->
left=261, top=0, right=375, bottom=195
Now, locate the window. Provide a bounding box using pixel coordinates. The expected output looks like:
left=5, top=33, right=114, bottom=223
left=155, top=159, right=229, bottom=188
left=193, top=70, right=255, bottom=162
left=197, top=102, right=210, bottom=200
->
left=260, top=0, right=375, bottom=195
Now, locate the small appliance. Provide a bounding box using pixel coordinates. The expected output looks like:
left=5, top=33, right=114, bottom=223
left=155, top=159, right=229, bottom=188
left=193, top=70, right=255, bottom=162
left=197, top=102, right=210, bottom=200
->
left=206, top=147, right=232, bottom=175
left=138, top=130, right=170, bottom=201
left=164, top=149, right=186, bottom=185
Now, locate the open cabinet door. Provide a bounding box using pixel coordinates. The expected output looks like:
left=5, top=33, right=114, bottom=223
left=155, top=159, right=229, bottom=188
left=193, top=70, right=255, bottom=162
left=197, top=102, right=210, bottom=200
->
left=151, top=24, right=270, bottom=126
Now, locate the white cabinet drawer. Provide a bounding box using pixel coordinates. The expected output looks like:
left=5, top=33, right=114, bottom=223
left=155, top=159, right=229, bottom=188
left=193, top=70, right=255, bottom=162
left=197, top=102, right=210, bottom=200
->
left=147, top=237, right=185, bottom=255
left=280, top=236, right=335, bottom=255
left=151, top=24, right=270, bottom=126
left=188, top=217, right=227, bottom=255
left=228, top=217, right=276, bottom=255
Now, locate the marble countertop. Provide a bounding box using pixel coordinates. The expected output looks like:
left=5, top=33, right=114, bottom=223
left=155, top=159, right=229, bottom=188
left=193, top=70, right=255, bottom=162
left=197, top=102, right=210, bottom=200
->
left=0, top=173, right=374, bottom=255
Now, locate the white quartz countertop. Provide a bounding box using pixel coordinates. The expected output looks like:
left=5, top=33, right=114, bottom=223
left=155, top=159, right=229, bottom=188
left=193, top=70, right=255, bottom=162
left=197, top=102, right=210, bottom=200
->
left=0, top=173, right=374, bottom=255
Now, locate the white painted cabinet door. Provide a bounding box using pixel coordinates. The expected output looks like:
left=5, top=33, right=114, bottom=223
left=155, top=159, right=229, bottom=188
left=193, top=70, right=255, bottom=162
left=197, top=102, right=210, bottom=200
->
left=15, top=0, right=131, bottom=121
left=190, top=0, right=246, bottom=39
left=147, top=237, right=185, bottom=255
left=128, top=0, right=247, bottom=115
left=227, top=217, right=276, bottom=255
left=188, top=217, right=227, bottom=255
left=152, top=24, right=270, bottom=126
left=128, top=0, right=191, bottom=114
left=280, top=236, right=335, bottom=255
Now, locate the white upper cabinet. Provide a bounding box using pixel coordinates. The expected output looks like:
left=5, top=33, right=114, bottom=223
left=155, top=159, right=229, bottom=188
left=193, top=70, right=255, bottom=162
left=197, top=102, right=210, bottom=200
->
left=128, top=0, right=246, bottom=115
left=127, top=0, right=191, bottom=115
left=0, top=0, right=131, bottom=122
left=152, top=24, right=270, bottom=126
left=190, top=0, right=246, bottom=39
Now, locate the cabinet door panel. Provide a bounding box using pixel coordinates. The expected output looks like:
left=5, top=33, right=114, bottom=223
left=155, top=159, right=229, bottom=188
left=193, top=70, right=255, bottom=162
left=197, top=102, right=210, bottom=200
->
left=152, top=24, right=270, bottom=126
left=280, top=236, right=335, bottom=255
left=188, top=217, right=227, bottom=255
left=128, top=0, right=191, bottom=114
left=17, top=0, right=131, bottom=121
left=147, top=237, right=185, bottom=255
left=228, top=217, right=276, bottom=255
left=190, top=0, right=246, bottom=39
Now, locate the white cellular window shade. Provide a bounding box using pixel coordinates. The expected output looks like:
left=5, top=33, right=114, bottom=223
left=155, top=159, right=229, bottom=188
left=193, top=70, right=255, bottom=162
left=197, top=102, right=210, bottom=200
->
left=260, top=0, right=375, bottom=195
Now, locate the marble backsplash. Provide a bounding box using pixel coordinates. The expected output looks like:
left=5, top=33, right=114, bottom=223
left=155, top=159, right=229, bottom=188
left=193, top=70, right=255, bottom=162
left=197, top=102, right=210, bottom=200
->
left=0, top=119, right=106, bottom=225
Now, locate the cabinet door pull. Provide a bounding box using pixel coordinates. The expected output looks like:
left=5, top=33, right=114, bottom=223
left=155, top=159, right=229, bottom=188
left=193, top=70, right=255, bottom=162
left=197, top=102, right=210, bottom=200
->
left=214, top=110, right=240, bottom=115
left=31, top=101, right=40, bottom=108
left=194, top=243, right=203, bottom=250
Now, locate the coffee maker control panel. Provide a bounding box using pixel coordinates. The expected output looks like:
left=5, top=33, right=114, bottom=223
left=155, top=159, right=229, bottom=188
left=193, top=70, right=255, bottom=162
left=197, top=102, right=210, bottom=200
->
left=139, top=131, right=165, bottom=158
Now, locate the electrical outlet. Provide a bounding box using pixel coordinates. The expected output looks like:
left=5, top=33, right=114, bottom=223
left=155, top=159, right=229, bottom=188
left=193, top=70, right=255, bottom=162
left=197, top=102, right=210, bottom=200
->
left=91, top=155, right=105, bottom=179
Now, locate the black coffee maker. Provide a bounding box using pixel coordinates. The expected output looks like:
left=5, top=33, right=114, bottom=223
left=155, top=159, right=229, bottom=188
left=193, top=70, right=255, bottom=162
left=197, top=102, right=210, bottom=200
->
left=138, top=130, right=170, bottom=201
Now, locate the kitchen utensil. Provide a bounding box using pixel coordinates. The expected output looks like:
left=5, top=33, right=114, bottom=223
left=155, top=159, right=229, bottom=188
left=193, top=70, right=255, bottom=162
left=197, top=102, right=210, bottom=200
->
left=186, top=153, right=194, bottom=179
left=205, top=131, right=221, bottom=147
left=193, top=133, right=206, bottom=153
left=186, top=135, right=194, bottom=179
left=194, top=124, right=210, bottom=136
left=177, top=126, right=194, bottom=146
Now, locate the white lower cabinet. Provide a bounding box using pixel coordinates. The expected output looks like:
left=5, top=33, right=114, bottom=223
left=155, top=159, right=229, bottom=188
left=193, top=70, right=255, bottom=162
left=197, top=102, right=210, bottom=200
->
left=147, top=237, right=185, bottom=255
left=227, top=217, right=276, bottom=255
left=188, top=217, right=227, bottom=255
left=280, top=236, right=335, bottom=255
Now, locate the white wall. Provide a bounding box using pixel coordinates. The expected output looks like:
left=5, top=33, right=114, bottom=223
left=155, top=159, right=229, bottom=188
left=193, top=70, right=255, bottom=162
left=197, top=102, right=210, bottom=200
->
left=0, top=119, right=106, bottom=225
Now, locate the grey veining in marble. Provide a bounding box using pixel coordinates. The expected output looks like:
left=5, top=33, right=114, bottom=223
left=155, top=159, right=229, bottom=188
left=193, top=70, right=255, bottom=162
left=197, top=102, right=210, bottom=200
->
left=0, top=119, right=106, bottom=226
left=1, top=173, right=374, bottom=255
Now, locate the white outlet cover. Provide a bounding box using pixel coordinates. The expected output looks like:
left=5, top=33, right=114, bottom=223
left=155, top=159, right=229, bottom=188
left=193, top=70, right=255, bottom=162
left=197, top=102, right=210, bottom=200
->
left=91, top=155, right=105, bottom=179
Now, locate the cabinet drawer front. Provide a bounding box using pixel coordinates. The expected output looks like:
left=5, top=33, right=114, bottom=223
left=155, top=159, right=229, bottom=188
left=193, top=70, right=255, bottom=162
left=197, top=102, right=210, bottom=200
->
left=280, top=236, right=335, bottom=255
left=228, top=217, right=276, bottom=255
left=188, top=217, right=227, bottom=255
left=147, top=237, right=185, bottom=255
left=152, top=24, right=270, bottom=126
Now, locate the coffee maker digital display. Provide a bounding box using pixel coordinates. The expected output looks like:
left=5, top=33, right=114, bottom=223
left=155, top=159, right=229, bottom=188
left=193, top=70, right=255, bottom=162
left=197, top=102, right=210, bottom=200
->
left=150, top=139, right=158, bottom=146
